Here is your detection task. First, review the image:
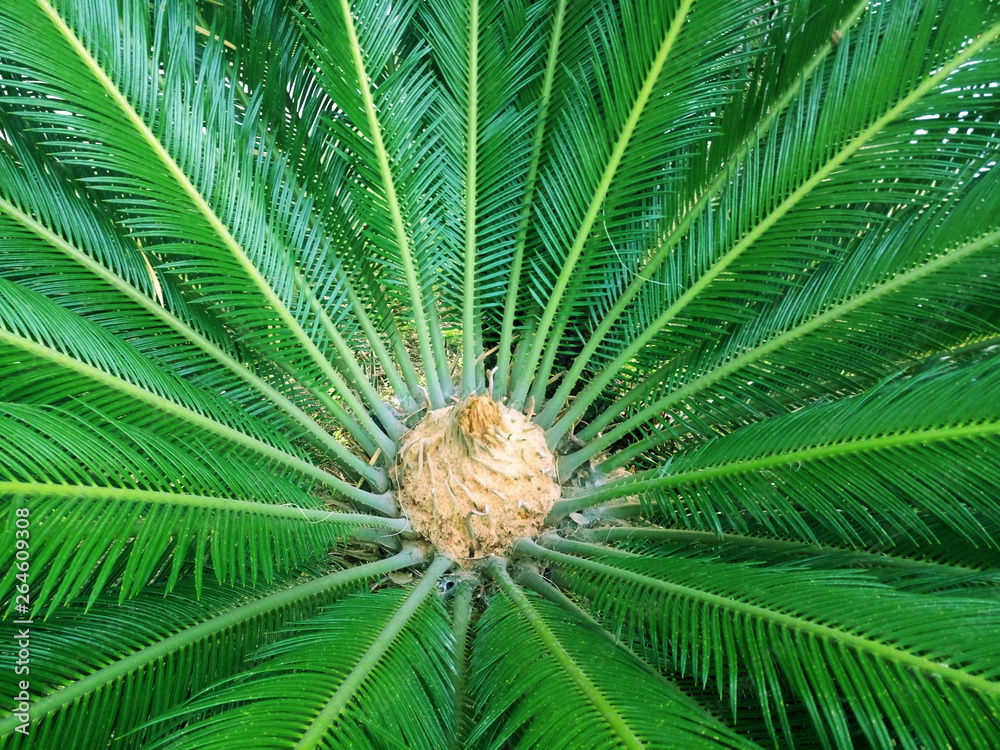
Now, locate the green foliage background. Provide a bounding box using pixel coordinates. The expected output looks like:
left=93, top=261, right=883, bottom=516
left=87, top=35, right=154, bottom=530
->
left=1, top=0, right=999, bottom=747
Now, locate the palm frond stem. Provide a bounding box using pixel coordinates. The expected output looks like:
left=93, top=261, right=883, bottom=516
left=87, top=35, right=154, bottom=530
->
left=461, top=0, right=482, bottom=394
left=0, top=329, right=393, bottom=512
left=428, top=299, right=455, bottom=401
left=507, top=323, right=537, bottom=401
left=305, top=384, right=380, bottom=460
left=334, top=0, right=446, bottom=408
left=576, top=502, right=644, bottom=522
left=920, top=333, right=1000, bottom=365
left=347, top=526, right=404, bottom=551
left=342, top=277, right=422, bottom=411
left=565, top=526, right=982, bottom=573
left=509, top=0, right=695, bottom=409
left=292, top=554, right=454, bottom=749
left=535, top=0, right=871, bottom=434
left=522, top=535, right=1000, bottom=697
left=496, top=0, right=567, bottom=397
left=487, top=557, right=646, bottom=750
left=514, top=564, right=590, bottom=619
left=0, top=547, right=425, bottom=739
left=293, top=265, right=407, bottom=440
left=450, top=579, right=476, bottom=750
left=528, top=313, right=569, bottom=410
left=0, top=481, right=405, bottom=529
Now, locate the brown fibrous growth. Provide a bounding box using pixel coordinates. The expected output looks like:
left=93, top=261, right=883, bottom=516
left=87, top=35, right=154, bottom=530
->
left=393, top=394, right=561, bottom=563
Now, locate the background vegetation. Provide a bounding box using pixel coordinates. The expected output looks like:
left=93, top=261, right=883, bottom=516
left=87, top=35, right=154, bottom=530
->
left=1, top=0, right=999, bottom=747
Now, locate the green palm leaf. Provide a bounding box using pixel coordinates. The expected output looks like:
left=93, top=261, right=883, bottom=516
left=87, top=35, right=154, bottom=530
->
left=0, top=550, right=423, bottom=749
left=0, top=402, right=405, bottom=610
left=0, top=116, right=388, bottom=483
left=1, top=0, right=998, bottom=747
left=144, top=555, right=453, bottom=749
left=526, top=536, right=1000, bottom=749
left=469, top=560, right=760, bottom=749
left=561, top=353, right=1000, bottom=548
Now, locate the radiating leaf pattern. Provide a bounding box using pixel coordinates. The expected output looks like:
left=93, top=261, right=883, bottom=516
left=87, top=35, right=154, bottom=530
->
left=0, top=0, right=998, bottom=747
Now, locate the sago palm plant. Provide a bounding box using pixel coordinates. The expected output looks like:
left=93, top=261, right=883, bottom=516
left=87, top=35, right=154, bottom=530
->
left=1, top=0, right=999, bottom=747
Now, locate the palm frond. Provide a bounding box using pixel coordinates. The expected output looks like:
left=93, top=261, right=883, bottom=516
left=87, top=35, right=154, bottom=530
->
left=562, top=353, right=1000, bottom=549
left=469, top=560, right=761, bottom=749
left=0, top=0, right=403, bottom=450
left=143, top=555, right=453, bottom=749
left=510, top=0, right=701, bottom=406
left=571, top=524, right=1000, bottom=575
left=573, top=525, right=1000, bottom=600
left=0, top=115, right=390, bottom=484
left=533, top=0, right=870, bottom=431
left=0, top=401, right=404, bottom=611
left=555, top=3, right=1000, bottom=463
left=0, top=277, right=393, bottom=511
left=0, top=550, right=423, bottom=749
left=527, top=536, right=1000, bottom=749
left=421, top=0, right=547, bottom=391
left=297, top=0, right=453, bottom=406
left=449, top=580, right=477, bottom=749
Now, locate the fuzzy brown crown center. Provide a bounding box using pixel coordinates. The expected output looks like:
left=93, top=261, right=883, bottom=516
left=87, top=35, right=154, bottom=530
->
left=394, top=395, right=560, bottom=563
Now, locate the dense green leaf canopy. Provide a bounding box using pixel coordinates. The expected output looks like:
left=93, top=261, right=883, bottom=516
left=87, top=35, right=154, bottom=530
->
left=1, top=0, right=999, bottom=747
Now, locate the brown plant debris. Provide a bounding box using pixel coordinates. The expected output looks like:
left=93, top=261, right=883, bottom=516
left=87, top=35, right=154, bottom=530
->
left=394, top=394, right=561, bottom=563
